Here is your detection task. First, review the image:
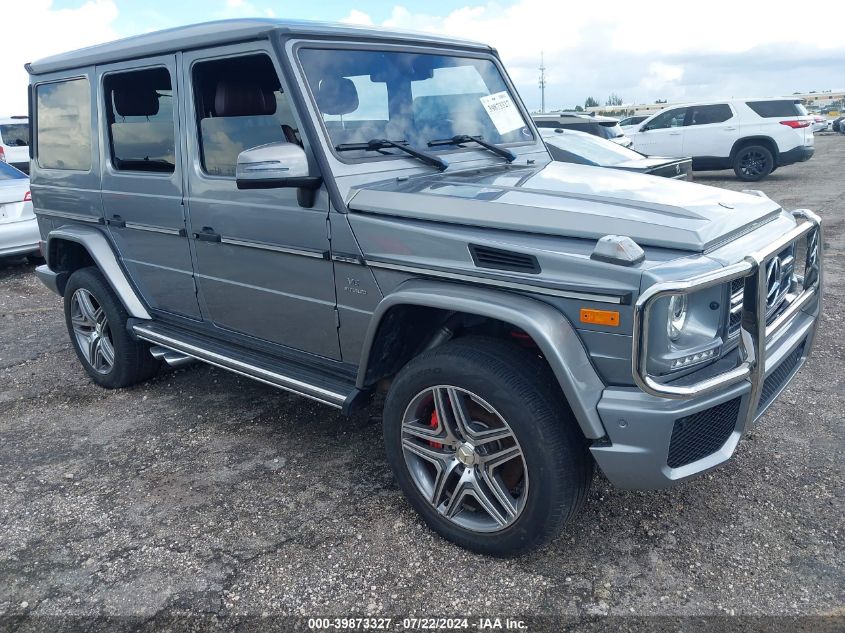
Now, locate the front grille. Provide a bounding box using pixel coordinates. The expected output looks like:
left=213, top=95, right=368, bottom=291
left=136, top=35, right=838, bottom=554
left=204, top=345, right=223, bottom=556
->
left=727, top=245, right=795, bottom=338
left=667, top=398, right=742, bottom=468
left=757, top=341, right=805, bottom=414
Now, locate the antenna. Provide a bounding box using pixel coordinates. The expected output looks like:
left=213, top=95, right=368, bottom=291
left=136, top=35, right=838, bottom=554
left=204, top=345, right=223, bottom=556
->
left=538, top=51, right=546, bottom=113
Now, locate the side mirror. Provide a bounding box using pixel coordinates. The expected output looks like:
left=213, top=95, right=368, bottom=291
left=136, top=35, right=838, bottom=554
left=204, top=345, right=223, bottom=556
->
left=639, top=125, right=649, bottom=132
left=236, top=142, right=322, bottom=208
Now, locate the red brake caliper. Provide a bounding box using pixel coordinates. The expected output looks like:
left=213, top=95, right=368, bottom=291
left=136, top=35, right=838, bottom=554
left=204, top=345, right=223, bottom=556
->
left=429, top=410, right=443, bottom=449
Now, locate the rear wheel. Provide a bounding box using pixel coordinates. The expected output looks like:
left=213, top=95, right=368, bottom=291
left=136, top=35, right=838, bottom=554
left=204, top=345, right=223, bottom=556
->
left=64, top=267, right=160, bottom=388
left=383, top=337, right=593, bottom=555
left=733, top=144, right=774, bottom=181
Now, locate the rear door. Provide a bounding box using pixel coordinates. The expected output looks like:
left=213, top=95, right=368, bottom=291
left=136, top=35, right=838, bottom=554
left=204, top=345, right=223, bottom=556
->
left=96, top=55, right=201, bottom=319
left=681, top=103, right=738, bottom=159
left=629, top=107, right=687, bottom=156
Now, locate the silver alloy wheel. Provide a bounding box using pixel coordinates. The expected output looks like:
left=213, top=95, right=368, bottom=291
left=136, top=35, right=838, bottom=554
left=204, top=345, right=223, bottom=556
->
left=69, top=288, right=115, bottom=375
left=400, top=386, right=529, bottom=533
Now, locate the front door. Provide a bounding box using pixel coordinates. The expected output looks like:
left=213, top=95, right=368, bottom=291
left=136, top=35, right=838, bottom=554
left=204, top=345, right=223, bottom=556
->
left=682, top=103, right=738, bottom=159
left=97, top=55, right=201, bottom=318
left=181, top=44, right=340, bottom=359
left=630, top=107, right=687, bottom=157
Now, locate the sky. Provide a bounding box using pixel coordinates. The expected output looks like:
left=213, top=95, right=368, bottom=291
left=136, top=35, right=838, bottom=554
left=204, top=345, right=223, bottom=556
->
left=3, top=0, right=843, bottom=115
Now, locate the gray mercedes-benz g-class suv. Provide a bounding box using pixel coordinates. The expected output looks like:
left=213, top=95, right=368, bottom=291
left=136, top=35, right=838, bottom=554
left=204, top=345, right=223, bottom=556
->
left=28, top=19, right=822, bottom=555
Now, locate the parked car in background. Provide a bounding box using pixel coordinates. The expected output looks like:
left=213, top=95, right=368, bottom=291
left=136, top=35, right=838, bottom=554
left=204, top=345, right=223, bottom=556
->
left=540, top=128, right=692, bottom=180
left=618, top=114, right=650, bottom=130
left=833, top=116, right=845, bottom=133
left=533, top=111, right=632, bottom=146
left=627, top=99, right=815, bottom=181
left=0, top=116, right=30, bottom=174
left=811, top=115, right=827, bottom=133
left=0, top=162, right=38, bottom=260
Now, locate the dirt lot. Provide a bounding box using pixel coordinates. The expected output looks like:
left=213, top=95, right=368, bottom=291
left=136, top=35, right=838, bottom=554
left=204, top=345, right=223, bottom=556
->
left=1, top=136, right=843, bottom=631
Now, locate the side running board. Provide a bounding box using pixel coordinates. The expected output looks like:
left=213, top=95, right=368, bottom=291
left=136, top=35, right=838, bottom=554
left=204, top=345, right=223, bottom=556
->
left=132, top=322, right=369, bottom=413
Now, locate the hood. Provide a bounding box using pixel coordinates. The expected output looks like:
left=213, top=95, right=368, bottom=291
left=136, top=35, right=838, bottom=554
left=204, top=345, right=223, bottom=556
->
left=346, top=161, right=782, bottom=252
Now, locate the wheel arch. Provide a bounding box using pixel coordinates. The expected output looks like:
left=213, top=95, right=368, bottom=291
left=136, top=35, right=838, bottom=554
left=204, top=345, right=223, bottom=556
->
left=357, top=279, right=607, bottom=439
left=730, top=136, right=779, bottom=162
left=46, top=225, right=151, bottom=319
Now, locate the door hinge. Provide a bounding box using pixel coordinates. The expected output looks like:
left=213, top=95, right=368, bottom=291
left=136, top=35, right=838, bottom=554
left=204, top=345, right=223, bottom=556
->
left=334, top=308, right=341, bottom=329
left=326, top=217, right=332, bottom=241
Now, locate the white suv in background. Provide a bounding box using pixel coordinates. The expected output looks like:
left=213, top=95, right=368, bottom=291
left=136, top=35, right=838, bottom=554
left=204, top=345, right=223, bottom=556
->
left=0, top=116, right=30, bottom=174
left=627, top=99, right=814, bottom=181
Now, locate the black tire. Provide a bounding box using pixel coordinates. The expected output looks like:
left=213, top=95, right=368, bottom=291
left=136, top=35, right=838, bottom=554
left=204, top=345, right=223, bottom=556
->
left=26, top=254, right=45, bottom=265
left=383, top=337, right=593, bottom=555
left=63, top=267, right=160, bottom=388
left=733, top=144, right=774, bottom=181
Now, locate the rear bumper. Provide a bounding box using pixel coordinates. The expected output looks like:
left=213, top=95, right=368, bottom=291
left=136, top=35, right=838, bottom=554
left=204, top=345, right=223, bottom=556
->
left=35, top=264, right=64, bottom=296
left=778, top=145, right=814, bottom=167
left=0, top=218, right=40, bottom=257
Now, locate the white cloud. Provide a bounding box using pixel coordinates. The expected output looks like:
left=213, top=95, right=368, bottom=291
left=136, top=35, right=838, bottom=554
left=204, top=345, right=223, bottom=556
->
left=0, top=0, right=120, bottom=114
left=340, top=1, right=845, bottom=110
left=341, top=10, right=374, bottom=26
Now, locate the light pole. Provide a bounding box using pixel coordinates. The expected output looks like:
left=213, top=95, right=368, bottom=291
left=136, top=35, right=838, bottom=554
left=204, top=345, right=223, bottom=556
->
left=538, top=52, right=546, bottom=113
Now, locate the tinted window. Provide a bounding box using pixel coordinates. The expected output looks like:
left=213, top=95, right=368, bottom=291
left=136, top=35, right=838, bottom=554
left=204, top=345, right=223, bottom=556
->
left=192, top=54, right=299, bottom=177
left=299, top=48, right=531, bottom=158
left=688, top=104, right=733, bottom=125
left=104, top=67, right=175, bottom=173
left=0, top=162, right=26, bottom=180
left=0, top=123, right=29, bottom=147
left=36, top=78, right=92, bottom=170
left=746, top=100, right=806, bottom=118
left=644, top=108, right=687, bottom=130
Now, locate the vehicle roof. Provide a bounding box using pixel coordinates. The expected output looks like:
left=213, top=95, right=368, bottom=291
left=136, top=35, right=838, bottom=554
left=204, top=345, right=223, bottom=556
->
left=27, top=19, right=492, bottom=75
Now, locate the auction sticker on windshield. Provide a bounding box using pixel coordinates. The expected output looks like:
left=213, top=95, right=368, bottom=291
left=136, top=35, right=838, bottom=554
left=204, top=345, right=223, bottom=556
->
left=480, top=91, right=524, bottom=135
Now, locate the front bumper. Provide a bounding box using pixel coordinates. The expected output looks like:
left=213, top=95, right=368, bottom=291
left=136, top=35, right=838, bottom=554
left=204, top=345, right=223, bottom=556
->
left=591, top=209, right=822, bottom=489
left=0, top=218, right=40, bottom=257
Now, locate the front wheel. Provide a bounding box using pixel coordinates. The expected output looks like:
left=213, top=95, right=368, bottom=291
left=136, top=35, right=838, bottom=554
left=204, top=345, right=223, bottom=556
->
left=733, top=144, right=774, bottom=181
left=383, top=337, right=593, bottom=555
left=64, top=267, right=160, bottom=388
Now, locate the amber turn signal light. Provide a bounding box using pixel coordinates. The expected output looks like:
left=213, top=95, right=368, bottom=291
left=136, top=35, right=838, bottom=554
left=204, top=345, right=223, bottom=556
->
left=580, top=308, right=620, bottom=327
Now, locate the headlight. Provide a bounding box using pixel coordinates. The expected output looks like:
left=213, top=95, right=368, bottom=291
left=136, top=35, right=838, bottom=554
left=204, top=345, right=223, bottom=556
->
left=667, top=294, right=688, bottom=341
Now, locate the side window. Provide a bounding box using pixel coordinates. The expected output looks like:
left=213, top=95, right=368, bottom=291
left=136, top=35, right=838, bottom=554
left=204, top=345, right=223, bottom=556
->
left=104, top=67, right=175, bottom=172
left=646, top=108, right=686, bottom=130
left=192, top=54, right=298, bottom=177
left=688, top=104, right=733, bottom=126
left=36, top=77, right=92, bottom=170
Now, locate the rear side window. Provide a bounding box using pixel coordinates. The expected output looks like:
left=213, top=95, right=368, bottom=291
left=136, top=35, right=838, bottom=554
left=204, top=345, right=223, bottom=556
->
left=746, top=100, right=805, bottom=118
left=0, top=162, right=26, bottom=180
left=192, top=54, right=299, bottom=177
left=0, top=123, right=29, bottom=147
left=688, top=104, right=733, bottom=125
left=104, top=67, right=175, bottom=173
left=36, top=78, right=92, bottom=171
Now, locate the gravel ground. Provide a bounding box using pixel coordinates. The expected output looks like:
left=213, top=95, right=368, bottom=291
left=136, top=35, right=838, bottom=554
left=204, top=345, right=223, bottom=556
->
left=0, top=136, right=842, bottom=632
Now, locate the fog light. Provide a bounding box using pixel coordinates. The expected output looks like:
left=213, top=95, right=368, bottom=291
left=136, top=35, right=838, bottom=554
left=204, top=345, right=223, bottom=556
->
left=671, top=348, right=717, bottom=369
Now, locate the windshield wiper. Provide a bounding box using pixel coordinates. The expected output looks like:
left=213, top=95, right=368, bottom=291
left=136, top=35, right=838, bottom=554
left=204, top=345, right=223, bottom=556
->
left=335, top=139, right=448, bottom=171
left=427, top=134, right=516, bottom=163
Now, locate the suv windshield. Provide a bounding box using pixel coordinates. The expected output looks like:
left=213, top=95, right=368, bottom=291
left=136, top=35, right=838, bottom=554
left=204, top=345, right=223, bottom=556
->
left=298, top=48, right=532, bottom=158
left=0, top=123, right=29, bottom=147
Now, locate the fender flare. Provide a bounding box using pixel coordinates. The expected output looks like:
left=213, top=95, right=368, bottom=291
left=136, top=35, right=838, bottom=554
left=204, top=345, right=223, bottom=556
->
left=730, top=136, right=780, bottom=161
left=356, top=279, right=607, bottom=439
left=46, top=225, right=151, bottom=320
